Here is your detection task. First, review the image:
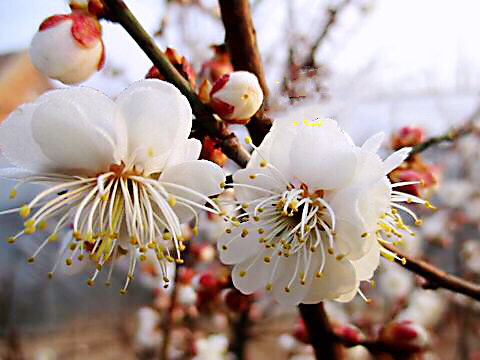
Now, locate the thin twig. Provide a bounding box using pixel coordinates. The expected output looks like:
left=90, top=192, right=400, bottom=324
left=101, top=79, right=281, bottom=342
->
left=298, top=303, right=341, bottom=360
left=410, top=103, right=480, bottom=156
left=302, top=0, right=352, bottom=69
left=101, top=0, right=250, bottom=168
left=382, top=243, right=480, bottom=301
left=218, top=0, right=272, bottom=145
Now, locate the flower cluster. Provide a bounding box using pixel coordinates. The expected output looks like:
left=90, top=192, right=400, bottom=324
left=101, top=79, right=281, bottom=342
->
left=217, top=104, right=429, bottom=305
left=0, top=79, right=225, bottom=292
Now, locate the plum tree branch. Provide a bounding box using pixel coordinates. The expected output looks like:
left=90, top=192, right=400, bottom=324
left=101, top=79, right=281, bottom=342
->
left=101, top=0, right=251, bottom=168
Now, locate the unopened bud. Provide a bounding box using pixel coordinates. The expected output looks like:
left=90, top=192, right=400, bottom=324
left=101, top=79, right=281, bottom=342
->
left=209, top=71, right=263, bottom=124
left=30, top=13, right=104, bottom=84
left=391, top=126, right=425, bottom=150
left=381, top=320, right=430, bottom=352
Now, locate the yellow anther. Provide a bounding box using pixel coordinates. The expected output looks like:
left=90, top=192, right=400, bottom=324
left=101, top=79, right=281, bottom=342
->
left=265, top=283, right=272, bottom=291
left=96, top=264, right=103, bottom=271
left=86, top=278, right=94, bottom=286
left=86, top=232, right=94, bottom=244
left=315, top=271, right=323, bottom=278
left=226, top=228, right=232, bottom=234
left=27, top=257, right=34, bottom=263
left=139, top=255, right=147, bottom=261
left=147, top=147, right=154, bottom=157
left=166, top=256, right=175, bottom=263
left=100, top=194, right=108, bottom=202
left=258, top=228, right=264, bottom=234
left=163, top=276, right=170, bottom=283
left=263, top=256, right=270, bottom=263
left=327, top=247, right=334, bottom=255
left=69, top=243, right=77, bottom=251
left=257, top=208, right=264, bottom=213
left=147, top=242, right=156, bottom=249
left=105, top=281, right=111, bottom=286
left=220, top=181, right=225, bottom=189
left=245, top=136, right=252, bottom=145
left=415, top=219, right=422, bottom=226
left=9, top=189, right=16, bottom=199
left=128, top=274, right=135, bottom=281
left=241, top=203, right=248, bottom=210
left=253, top=215, right=260, bottom=222
left=239, top=271, right=246, bottom=277
left=310, top=245, right=316, bottom=252
left=284, top=286, right=290, bottom=293
left=49, top=233, right=58, bottom=242
left=369, top=279, right=376, bottom=288
left=175, top=258, right=184, bottom=264
left=65, top=258, right=73, bottom=266
left=38, top=221, right=47, bottom=231
left=249, top=174, right=257, bottom=180
left=221, top=244, right=228, bottom=251
left=382, top=252, right=395, bottom=262
left=259, top=160, right=267, bottom=168
left=407, top=198, right=413, bottom=203
left=163, top=232, right=171, bottom=240
left=193, top=226, right=198, bottom=237
left=336, top=254, right=345, bottom=261
left=241, top=229, right=249, bottom=238
left=6, top=237, right=15, bottom=244
left=401, top=257, right=407, bottom=265
left=168, top=196, right=176, bottom=207
left=19, top=205, right=30, bottom=218
left=361, top=232, right=369, bottom=238
left=77, top=254, right=85, bottom=261
left=218, top=211, right=227, bottom=217
left=47, top=272, right=53, bottom=279
left=73, top=231, right=82, bottom=241
left=119, top=289, right=127, bottom=295
left=139, top=246, right=146, bottom=253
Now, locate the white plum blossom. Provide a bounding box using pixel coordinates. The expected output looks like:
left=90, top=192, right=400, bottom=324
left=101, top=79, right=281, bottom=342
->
left=0, top=79, right=225, bottom=292
left=30, top=13, right=105, bottom=84
left=217, top=104, right=430, bottom=305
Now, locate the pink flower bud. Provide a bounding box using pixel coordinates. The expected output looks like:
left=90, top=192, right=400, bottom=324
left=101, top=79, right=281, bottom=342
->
left=381, top=320, right=430, bottom=352
left=30, top=13, right=105, bottom=84
left=209, top=71, right=263, bottom=124
left=391, top=126, right=425, bottom=150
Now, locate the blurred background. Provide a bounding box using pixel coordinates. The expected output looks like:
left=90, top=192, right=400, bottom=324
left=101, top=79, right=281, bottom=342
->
left=1, top=0, right=480, bottom=359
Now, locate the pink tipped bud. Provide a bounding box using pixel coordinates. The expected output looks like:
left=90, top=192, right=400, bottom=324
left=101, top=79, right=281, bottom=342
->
left=334, top=324, right=365, bottom=343
left=391, top=126, right=425, bottom=150
left=209, top=71, right=263, bottom=124
left=381, top=320, right=430, bottom=352
left=30, top=13, right=104, bottom=84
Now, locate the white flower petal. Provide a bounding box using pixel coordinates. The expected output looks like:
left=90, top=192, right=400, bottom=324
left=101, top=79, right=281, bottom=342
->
left=114, top=79, right=192, bottom=172
left=289, top=124, right=357, bottom=190
left=303, top=256, right=357, bottom=303
left=361, top=132, right=385, bottom=153
left=31, top=94, right=115, bottom=175
left=233, top=167, right=286, bottom=203
left=351, top=239, right=381, bottom=281
left=0, top=103, right=57, bottom=172
left=217, top=224, right=263, bottom=264
left=160, top=160, right=225, bottom=222
left=232, top=250, right=275, bottom=294
left=383, top=147, right=411, bottom=174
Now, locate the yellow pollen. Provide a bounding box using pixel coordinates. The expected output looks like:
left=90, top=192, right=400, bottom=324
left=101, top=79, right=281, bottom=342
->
left=49, top=233, right=58, bottom=242
left=239, top=271, right=246, bottom=277
left=65, top=258, right=72, bottom=266
left=361, top=232, right=369, bottom=238
left=258, top=228, right=264, bottom=234
left=220, top=181, right=225, bottom=189
left=147, top=147, right=154, bottom=157
left=175, top=258, right=184, bottom=264
left=27, top=257, right=34, bottom=263
left=257, top=208, right=264, bottom=213
left=139, top=255, right=147, bottom=261
left=221, top=245, right=228, bottom=250
left=245, top=136, right=252, bottom=145
left=226, top=228, right=232, bottom=234
left=119, top=289, right=127, bottom=295
left=69, top=243, right=77, bottom=251
left=19, top=205, right=30, bottom=218
left=265, top=283, right=272, bottom=291
left=263, top=256, right=270, bottom=263
left=369, top=279, right=375, bottom=287
left=6, top=237, right=15, bottom=244
left=38, top=221, right=47, bottom=232
left=9, top=189, right=16, bottom=199
left=73, top=231, right=82, bottom=241
left=168, top=196, right=176, bottom=207
left=163, top=233, right=171, bottom=240
left=284, top=286, right=290, bottom=293
left=315, top=272, right=323, bottom=278
left=77, top=254, right=85, bottom=261
left=86, top=279, right=94, bottom=286
left=166, top=256, right=175, bottom=263
left=415, top=219, right=422, bottom=226
left=336, top=254, right=345, bottom=261
left=401, top=257, right=407, bottom=265
left=259, top=160, right=267, bottom=167
left=241, top=229, right=249, bottom=238
left=327, top=247, right=334, bottom=255
left=249, top=174, right=257, bottom=180
left=241, top=203, right=248, bottom=209
left=47, top=272, right=53, bottom=279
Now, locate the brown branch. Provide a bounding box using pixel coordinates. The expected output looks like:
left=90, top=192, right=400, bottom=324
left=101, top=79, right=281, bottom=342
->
left=382, top=243, right=480, bottom=301
left=298, top=303, right=342, bottom=360
left=101, top=0, right=250, bottom=168
left=218, top=0, right=272, bottom=145
left=410, top=103, right=480, bottom=156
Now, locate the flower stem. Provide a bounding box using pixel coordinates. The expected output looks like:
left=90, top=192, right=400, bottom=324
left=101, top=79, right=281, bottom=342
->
left=101, top=0, right=251, bottom=168
left=298, top=302, right=341, bottom=360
